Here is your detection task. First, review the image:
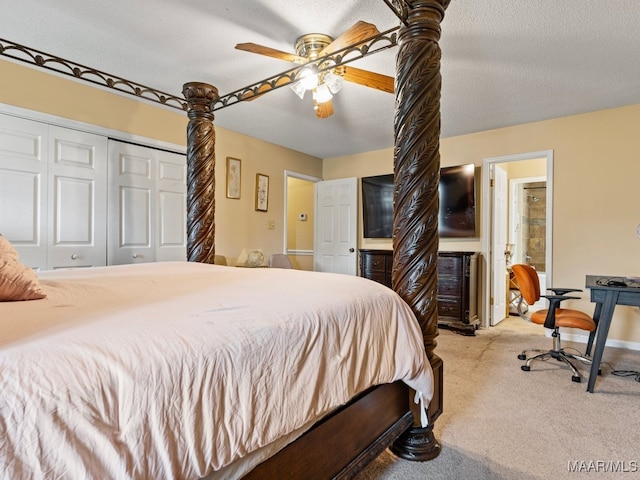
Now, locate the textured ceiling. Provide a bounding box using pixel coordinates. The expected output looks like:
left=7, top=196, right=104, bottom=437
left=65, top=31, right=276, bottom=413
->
left=1, top=1, right=639, bottom=159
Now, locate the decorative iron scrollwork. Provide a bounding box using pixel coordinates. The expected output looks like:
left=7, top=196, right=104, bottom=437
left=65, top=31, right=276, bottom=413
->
left=0, top=38, right=187, bottom=111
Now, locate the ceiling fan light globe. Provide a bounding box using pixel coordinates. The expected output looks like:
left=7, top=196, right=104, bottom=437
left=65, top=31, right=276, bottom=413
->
left=315, top=83, right=333, bottom=104
left=324, top=71, right=344, bottom=94
left=299, top=68, right=319, bottom=90
left=290, top=81, right=306, bottom=99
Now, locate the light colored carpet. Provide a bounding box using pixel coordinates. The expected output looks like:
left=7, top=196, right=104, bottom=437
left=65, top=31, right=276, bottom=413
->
left=356, top=317, right=640, bottom=480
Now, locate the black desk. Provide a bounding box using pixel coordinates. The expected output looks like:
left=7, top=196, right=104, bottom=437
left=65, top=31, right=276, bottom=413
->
left=585, top=275, right=640, bottom=392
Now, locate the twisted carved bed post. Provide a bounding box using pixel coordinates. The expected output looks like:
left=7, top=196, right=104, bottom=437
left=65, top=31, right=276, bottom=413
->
left=391, top=0, right=450, bottom=460
left=182, top=82, right=219, bottom=264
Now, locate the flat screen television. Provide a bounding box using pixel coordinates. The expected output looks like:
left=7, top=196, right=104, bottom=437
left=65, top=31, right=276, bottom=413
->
left=361, top=164, right=477, bottom=239
left=361, top=174, right=394, bottom=239
left=438, top=163, right=477, bottom=238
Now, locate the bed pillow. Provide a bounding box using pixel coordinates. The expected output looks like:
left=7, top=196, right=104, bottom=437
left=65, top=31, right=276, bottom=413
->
left=0, top=234, right=19, bottom=262
left=0, top=235, right=47, bottom=301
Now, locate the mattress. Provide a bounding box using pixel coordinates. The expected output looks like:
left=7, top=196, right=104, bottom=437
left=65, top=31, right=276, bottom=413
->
left=0, top=261, right=434, bottom=479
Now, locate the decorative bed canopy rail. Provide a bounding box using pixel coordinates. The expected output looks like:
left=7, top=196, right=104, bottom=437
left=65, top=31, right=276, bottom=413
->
left=0, top=37, right=188, bottom=111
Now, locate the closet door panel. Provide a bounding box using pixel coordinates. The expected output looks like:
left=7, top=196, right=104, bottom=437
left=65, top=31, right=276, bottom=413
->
left=108, top=142, right=154, bottom=264
left=0, top=115, right=48, bottom=270
left=156, top=151, right=187, bottom=261
left=48, top=126, right=107, bottom=269
left=120, top=186, right=151, bottom=248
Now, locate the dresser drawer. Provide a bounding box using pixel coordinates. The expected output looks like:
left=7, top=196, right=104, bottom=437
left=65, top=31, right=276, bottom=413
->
left=437, top=298, right=461, bottom=318
left=362, top=254, right=388, bottom=273
left=438, top=255, right=462, bottom=275
left=438, top=276, right=462, bottom=296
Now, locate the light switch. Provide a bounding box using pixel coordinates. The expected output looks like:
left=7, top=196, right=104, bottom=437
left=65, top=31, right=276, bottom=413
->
left=268, top=219, right=275, bottom=230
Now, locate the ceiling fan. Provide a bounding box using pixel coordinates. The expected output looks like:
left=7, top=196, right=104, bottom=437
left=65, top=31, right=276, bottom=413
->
left=235, top=21, right=394, bottom=118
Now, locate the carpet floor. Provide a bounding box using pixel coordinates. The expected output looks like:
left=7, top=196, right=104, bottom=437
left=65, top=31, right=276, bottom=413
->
left=356, top=317, right=640, bottom=480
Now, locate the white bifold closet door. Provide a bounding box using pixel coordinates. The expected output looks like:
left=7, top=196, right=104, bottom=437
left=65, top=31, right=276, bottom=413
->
left=107, top=140, right=187, bottom=265
left=0, top=114, right=107, bottom=270
left=48, top=126, right=108, bottom=269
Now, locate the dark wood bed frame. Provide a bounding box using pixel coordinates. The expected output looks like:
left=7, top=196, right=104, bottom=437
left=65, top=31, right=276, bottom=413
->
left=181, top=1, right=450, bottom=477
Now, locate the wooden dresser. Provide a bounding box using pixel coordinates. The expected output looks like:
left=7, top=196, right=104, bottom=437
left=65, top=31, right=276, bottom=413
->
left=359, top=249, right=480, bottom=335
left=436, top=251, right=480, bottom=335
left=358, top=249, right=393, bottom=288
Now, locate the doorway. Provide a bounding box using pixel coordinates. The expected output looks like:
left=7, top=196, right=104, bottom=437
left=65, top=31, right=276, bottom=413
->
left=482, top=151, right=554, bottom=327
left=284, top=170, right=321, bottom=271
left=510, top=177, right=548, bottom=311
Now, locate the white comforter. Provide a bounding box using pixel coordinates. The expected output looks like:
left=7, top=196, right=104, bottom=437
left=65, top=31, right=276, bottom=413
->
left=0, top=262, right=433, bottom=480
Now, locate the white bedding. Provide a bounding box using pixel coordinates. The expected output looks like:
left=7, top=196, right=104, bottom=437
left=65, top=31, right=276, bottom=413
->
left=0, top=261, right=433, bottom=480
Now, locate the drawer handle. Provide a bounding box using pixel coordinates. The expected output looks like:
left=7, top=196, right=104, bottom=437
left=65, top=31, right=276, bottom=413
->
left=70, top=254, right=78, bottom=260
left=132, top=253, right=140, bottom=259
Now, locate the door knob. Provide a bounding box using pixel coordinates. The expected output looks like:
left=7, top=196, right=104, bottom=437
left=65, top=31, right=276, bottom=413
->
left=349, top=248, right=355, bottom=253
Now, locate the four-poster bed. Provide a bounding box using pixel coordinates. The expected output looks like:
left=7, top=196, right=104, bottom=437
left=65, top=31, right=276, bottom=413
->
left=181, top=0, right=448, bottom=475
left=0, top=0, right=449, bottom=479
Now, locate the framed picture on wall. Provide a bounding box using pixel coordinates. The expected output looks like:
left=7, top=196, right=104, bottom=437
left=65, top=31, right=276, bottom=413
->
left=226, top=157, right=241, bottom=199
left=255, top=173, right=269, bottom=212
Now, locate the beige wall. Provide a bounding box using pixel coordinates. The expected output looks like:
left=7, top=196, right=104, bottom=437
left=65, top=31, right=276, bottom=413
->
left=214, top=130, right=321, bottom=266
left=0, top=59, right=323, bottom=267
left=4, top=58, right=639, bottom=343
left=324, top=104, right=640, bottom=345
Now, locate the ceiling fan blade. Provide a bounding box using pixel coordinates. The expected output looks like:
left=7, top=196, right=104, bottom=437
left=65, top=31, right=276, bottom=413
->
left=342, top=66, right=394, bottom=94
left=235, top=42, right=307, bottom=64
left=314, top=99, right=334, bottom=118
left=320, top=21, right=380, bottom=57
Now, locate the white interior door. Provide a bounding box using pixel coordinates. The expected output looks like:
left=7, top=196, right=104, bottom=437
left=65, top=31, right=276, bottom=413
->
left=313, top=177, right=357, bottom=274
left=108, top=141, right=154, bottom=265
left=47, top=126, right=107, bottom=269
left=491, top=165, right=508, bottom=325
left=0, top=115, right=48, bottom=270
left=155, top=150, right=187, bottom=262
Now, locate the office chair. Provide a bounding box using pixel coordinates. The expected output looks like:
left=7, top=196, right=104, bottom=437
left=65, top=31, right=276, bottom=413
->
left=269, top=254, right=293, bottom=269
left=511, top=264, right=596, bottom=383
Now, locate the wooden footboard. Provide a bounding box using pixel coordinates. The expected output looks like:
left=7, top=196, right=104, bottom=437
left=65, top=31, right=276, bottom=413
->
left=244, top=382, right=412, bottom=479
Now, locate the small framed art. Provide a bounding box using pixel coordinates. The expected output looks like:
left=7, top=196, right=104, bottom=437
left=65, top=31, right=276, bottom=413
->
left=255, top=173, right=269, bottom=212
left=226, top=157, right=241, bottom=199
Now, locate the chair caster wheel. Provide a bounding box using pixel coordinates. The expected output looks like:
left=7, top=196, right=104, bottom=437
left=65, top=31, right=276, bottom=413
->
left=572, top=376, right=581, bottom=383
left=517, top=354, right=526, bottom=360
left=521, top=365, right=530, bottom=372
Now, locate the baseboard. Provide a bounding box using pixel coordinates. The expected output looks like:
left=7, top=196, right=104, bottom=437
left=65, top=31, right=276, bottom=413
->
left=560, top=329, right=640, bottom=352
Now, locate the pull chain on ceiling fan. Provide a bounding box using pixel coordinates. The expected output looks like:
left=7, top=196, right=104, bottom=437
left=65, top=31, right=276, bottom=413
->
left=235, top=21, right=394, bottom=118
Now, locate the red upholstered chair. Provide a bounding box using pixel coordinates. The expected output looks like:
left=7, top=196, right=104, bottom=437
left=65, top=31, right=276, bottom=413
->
left=511, top=264, right=596, bottom=383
